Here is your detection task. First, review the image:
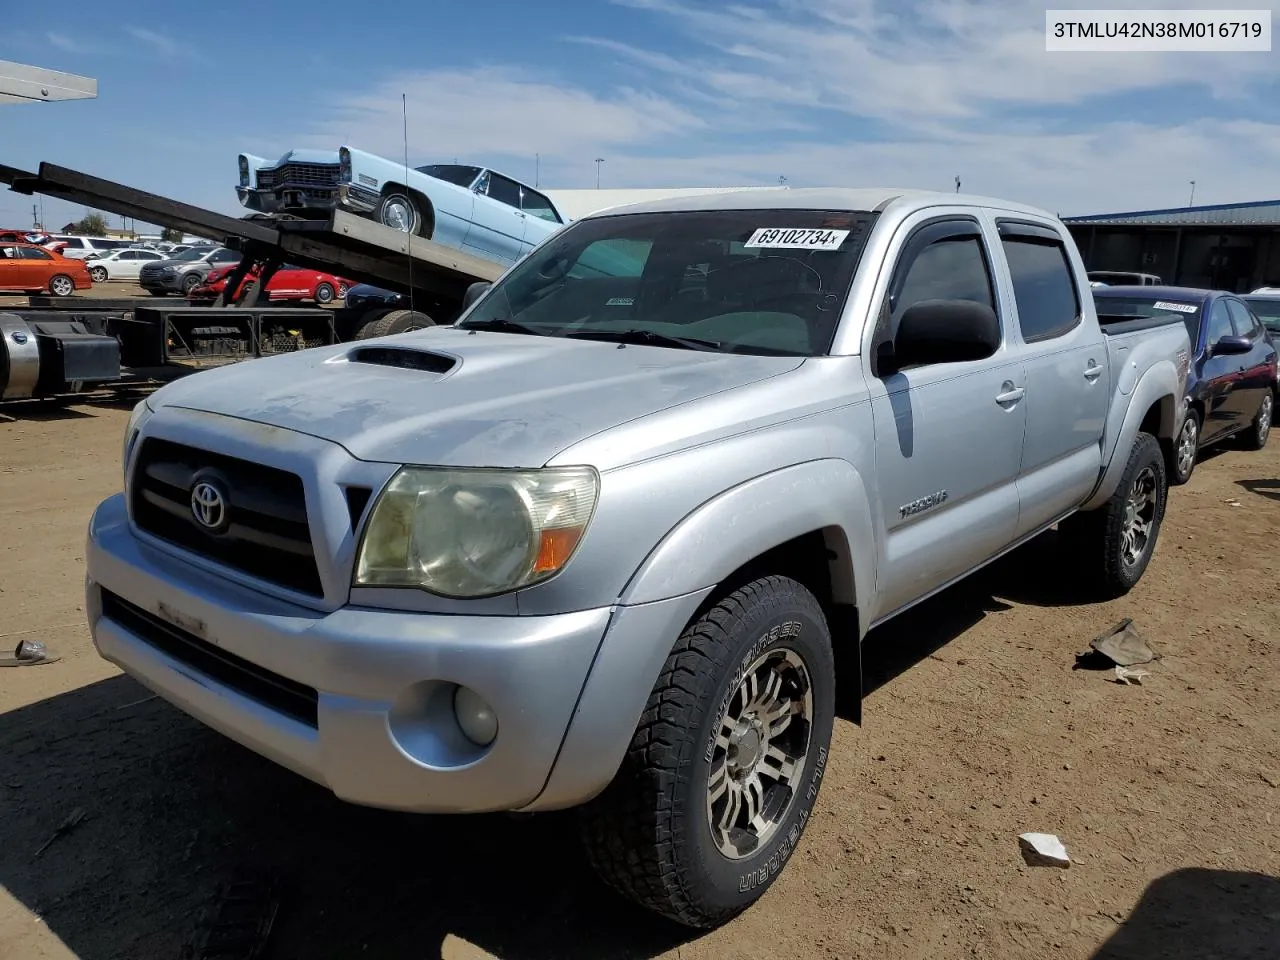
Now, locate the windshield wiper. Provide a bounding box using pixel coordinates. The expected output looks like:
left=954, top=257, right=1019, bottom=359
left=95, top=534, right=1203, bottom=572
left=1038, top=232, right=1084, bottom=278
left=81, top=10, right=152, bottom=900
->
left=457, top=317, right=546, bottom=336
left=564, top=328, right=724, bottom=352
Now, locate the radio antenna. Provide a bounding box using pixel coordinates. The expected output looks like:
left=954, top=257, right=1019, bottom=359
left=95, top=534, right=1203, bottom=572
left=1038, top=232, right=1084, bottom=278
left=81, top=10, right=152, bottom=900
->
left=403, top=92, right=415, bottom=314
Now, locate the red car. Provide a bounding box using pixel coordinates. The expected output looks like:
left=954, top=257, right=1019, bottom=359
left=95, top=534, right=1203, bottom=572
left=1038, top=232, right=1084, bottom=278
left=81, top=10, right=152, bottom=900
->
left=190, top=263, right=352, bottom=304
left=0, top=241, right=93, bottom=296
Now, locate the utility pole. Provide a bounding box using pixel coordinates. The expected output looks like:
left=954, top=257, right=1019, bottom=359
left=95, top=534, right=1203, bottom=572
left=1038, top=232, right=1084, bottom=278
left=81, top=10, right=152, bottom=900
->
left=955, top=175, right=961, bottom=193
left=535, top=153, right=540, bottom=188
left=595, top=157, right=604, bottom=189
left=1188, top=180, right=1196, bottom=206
left=778, top=175, right=787, bottom=186
left=31, top=203, right=37, bottom=230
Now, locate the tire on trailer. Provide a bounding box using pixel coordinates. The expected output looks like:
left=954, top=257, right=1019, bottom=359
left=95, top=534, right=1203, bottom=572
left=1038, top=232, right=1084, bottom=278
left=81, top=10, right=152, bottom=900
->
left=313, top=281, right=336, bottom=304
left=580, top=575, right=836, bottom=929
left=1239, top=390, right=1273, bottom=451
left=1060, top=431, right=1168, bottom=599
left=362, top=309, right=435, bottom=338
left=375, top=187, right=433, bottom=238
left=1166, top=407, right=1200, bottom=486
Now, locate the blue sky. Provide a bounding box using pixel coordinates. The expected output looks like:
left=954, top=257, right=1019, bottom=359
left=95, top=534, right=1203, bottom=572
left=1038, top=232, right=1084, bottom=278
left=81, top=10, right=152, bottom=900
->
left=2, top=0, right=1278, bottom=232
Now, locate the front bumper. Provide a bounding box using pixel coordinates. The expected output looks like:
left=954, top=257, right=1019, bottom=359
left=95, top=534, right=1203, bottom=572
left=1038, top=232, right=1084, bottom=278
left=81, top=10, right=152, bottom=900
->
left=86, top=493, right=615, bottom=813
left=140, top=271, right=183, bottom=293
left=237, top=184, right=339, bottom=214
left=337, top=182, right=380, bottom=214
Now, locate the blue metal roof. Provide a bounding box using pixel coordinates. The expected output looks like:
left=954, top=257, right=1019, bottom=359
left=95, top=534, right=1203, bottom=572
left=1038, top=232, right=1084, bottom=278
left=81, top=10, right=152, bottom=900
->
left=1064, top=199, right=1280, bottom=227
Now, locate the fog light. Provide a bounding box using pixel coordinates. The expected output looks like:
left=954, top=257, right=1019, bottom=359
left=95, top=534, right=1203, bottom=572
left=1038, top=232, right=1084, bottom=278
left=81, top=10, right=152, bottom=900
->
left=453, top=686, right=497, bottom=747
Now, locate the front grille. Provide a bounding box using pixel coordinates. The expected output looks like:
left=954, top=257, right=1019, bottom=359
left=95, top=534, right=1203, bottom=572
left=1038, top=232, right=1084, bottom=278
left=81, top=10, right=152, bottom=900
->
left=130, top=437, right=323, bottom=597
left=100, top=589, right=319, bottom=728
left=255, top=169, right=276, bottom=188
left=273, top=162, right=339, bottom=187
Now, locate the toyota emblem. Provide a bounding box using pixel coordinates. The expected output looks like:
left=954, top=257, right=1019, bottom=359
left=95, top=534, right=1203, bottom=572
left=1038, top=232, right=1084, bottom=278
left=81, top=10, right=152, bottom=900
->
left=190, top=479, right=229, bottom=531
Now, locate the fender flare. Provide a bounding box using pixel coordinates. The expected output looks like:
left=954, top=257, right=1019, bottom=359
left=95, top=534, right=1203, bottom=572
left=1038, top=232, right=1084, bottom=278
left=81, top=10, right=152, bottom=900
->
left=1083, top=360, right=1181, bottom=512
left=527, top=458, right=877, bottom=811
left=619, top=457, right=876, bottom=624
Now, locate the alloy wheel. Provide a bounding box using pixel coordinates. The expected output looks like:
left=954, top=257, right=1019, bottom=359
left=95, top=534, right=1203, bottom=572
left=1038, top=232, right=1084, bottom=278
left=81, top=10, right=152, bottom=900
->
left=706, top=647, right=812, bottom=860
left=1120, top=466, right=1158, bottom=568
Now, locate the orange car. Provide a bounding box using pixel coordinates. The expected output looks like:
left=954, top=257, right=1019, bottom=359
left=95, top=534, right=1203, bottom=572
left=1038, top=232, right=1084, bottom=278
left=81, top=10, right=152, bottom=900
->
left=0, top=241, right=93, bottom=296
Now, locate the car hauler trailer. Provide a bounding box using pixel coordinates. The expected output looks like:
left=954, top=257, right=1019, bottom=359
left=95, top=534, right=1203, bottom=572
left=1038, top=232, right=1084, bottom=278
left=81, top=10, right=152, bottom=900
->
left=0, top=161, right=504, bottom=402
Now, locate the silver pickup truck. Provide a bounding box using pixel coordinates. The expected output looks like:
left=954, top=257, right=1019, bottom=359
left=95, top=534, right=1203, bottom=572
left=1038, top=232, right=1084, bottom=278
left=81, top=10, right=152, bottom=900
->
left=87, top=188, right=1190, bottom=929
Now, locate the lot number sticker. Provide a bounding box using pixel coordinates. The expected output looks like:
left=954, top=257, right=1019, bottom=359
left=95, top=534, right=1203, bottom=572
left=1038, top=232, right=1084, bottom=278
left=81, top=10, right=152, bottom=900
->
left=1153, top=300, right=1198, bottom=314
left=744, top=228, right=850, bottom=250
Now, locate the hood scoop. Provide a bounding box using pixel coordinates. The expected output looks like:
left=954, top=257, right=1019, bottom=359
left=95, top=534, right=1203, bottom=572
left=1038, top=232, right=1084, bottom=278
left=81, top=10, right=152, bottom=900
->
left=345, top=345, right=458, bottom=375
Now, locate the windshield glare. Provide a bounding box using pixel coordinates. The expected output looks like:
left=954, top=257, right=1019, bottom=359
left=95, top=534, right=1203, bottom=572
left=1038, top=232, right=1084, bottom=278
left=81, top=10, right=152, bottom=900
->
left=173, top=248, right=206, bottom=261
left=457, top=209, right=875, bottom=356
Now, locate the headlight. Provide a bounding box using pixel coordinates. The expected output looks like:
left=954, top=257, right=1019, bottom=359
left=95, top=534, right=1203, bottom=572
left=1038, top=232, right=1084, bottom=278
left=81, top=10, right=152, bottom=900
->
left=122, top=398, right=150, bottom=481
left=339, top=147, right=352, bottom=182
left=238, top=154, right=250, bottom=187
left=354, top=466, right=599, bottom=597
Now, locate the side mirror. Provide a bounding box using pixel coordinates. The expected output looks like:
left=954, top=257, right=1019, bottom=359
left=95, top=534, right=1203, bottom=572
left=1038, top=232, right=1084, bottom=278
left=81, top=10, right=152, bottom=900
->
left=1211, top=335, right=1251, bottom=356
left=461, top=281, right=491, bottom=311
left=891, top=299, right=1000, bottom=371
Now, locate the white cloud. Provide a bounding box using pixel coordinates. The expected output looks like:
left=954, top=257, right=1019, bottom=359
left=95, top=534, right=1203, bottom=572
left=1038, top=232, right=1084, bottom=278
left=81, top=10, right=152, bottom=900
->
left=46, top=32, right=91, bottom=54
left=124, top=26, right=190, bottom=59
left=295, top=0, right=1280, bottom=215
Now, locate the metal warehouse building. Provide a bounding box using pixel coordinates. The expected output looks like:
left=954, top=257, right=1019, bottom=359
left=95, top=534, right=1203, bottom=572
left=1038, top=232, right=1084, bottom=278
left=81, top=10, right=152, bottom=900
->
left=1063, top=200, right=1280, bottom=293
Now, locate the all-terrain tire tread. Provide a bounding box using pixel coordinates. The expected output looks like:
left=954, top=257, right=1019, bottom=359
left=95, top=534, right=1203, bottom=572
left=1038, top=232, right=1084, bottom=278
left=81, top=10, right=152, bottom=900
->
left=579, top=576, right=821, bottom=929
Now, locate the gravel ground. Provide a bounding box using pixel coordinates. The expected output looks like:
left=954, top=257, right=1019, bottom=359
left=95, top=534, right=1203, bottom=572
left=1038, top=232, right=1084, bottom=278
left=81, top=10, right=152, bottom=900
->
left=0, top=400, right=1276, bottom=960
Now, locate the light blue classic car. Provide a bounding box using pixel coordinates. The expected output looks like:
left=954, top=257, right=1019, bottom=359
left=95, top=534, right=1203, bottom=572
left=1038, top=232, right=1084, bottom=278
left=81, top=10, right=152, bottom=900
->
left=236, top=146, right=567, bottom=266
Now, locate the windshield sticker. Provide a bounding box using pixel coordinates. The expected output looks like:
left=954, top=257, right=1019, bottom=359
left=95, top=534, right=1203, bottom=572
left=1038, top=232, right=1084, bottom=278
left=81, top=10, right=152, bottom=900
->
left=1152, top=300, right=1198, bottom=314
left=744, top=228, right=850, bottom=250
left=606, top=297, right=634, bottom=306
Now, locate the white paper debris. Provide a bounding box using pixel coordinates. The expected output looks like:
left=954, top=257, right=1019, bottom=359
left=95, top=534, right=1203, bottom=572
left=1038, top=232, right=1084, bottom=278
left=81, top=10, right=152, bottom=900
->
left=743, top=227, right=850, bottom=250
left=1019, top=832, right=1071, bottom=868
left=1114, top=665, right=1150, bottom=685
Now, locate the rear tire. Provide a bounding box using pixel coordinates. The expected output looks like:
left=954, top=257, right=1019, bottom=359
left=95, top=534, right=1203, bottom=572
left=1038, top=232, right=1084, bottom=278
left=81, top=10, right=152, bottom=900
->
left=363, top=309, right=434, bottom=338
left=1061, top=432, right=1167, bottom=599
left=48, top=274, right=75, bottom=297
left=580, top=575, right=835, bottom=929
left=1240, top=391, right=1273, bottom=450
left=1167, top=409, right=1200, bottom=486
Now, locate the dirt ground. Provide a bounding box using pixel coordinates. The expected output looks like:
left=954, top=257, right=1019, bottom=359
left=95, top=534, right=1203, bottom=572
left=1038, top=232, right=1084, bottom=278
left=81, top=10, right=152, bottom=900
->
left=1, top=399, right=1277, bottom=960
left=0, top=281, right=149, bottom=307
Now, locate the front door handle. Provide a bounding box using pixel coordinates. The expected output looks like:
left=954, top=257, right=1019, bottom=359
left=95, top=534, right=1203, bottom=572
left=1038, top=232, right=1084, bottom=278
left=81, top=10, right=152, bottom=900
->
left=995, top=383, right=1025, bottom=406
left=1084, top=361, right=1103, bottom=381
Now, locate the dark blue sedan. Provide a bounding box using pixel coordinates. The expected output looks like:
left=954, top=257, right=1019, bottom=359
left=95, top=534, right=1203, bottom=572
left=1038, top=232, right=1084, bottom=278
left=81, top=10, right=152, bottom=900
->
left=1093, top=285, right=1277, bottom=484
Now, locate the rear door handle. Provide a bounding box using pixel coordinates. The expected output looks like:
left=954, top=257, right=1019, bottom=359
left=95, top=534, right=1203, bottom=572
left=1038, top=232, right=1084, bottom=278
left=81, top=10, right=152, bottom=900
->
left=1084, top=361, right=1103, bottom=381
left=995, top=384, right=1025, bottom=405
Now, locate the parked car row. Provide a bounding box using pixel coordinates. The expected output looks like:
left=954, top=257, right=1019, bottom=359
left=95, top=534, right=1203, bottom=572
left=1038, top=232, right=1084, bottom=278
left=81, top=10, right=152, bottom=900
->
left=0, top=240, right=93, bottom=295
left=1092, top=285, right=1277, bottom=484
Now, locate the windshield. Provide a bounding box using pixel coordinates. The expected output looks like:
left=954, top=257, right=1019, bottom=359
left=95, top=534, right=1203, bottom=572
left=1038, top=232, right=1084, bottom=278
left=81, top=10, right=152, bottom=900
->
left=1093, top=294, right=1201, bottom=343
left=457, top=209, right=875, bottom=356
left=1243, top=297, right=1280, bottom=334
left=172, top=248, right=206, bottom=261
left=416, top=164, right=482, bottom=188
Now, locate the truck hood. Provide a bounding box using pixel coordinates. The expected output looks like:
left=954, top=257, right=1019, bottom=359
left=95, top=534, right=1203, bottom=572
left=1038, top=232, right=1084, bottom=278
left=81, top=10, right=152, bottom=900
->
left=150, top=327, right=804, bottom=468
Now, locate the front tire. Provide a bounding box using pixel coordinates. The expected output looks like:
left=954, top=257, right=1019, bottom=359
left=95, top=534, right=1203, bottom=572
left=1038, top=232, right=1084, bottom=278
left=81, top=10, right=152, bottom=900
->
left=313, top=282, right=336, bottom=304
left=89, top=266, right=108, bottom=283
left=376, top=190, right=426, bottom=237
left=1241, top=391, right=1273, bottom=450
left=1062, top=432, right=1167, bottom=599
left=580, top=575, right=835, bottom=929
left=181, top=273, right=202, bottom=296
left=1167, top=409, right=1200, bottom=485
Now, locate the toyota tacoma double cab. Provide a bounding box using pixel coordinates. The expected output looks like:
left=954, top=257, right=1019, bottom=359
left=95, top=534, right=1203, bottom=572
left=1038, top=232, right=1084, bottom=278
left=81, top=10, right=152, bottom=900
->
left=87, top=188, right=1190, bottom=929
